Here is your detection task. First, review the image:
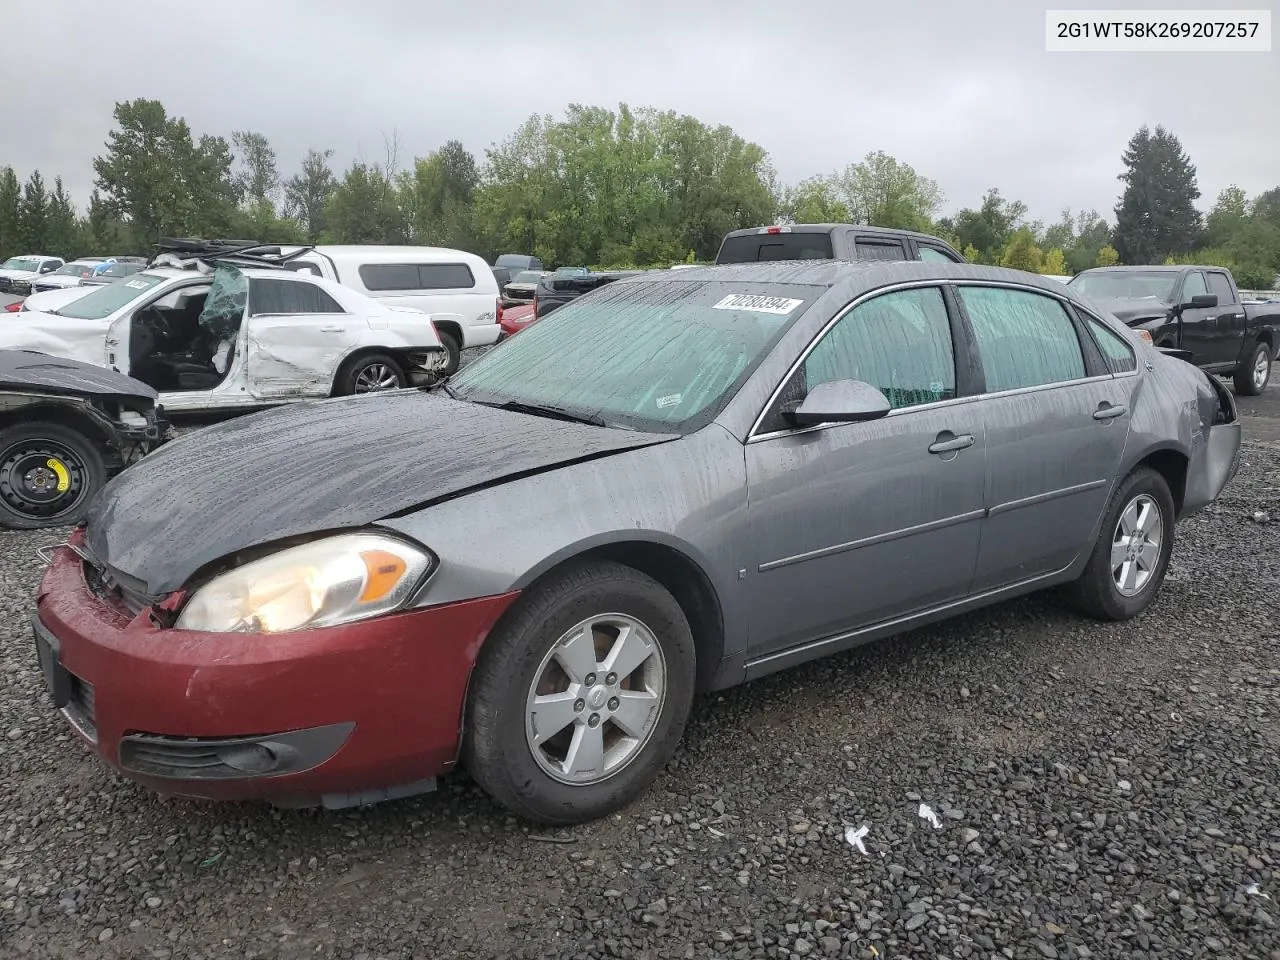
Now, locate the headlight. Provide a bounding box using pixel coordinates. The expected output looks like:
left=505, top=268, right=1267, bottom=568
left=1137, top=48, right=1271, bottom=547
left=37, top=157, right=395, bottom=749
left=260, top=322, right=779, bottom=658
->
left=174, top=533, right=434, bottom=633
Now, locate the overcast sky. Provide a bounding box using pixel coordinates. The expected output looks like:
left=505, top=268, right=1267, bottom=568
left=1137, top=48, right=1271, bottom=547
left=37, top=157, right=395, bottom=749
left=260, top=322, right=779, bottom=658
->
left=3, top=0, right=1275, bottom=226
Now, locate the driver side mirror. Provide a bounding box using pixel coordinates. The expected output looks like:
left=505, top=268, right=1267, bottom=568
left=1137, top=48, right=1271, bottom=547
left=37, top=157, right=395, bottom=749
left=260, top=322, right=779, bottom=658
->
left=783, top=379, right=892, bottom=426
left=1182, top=293, right=1217, bottom=309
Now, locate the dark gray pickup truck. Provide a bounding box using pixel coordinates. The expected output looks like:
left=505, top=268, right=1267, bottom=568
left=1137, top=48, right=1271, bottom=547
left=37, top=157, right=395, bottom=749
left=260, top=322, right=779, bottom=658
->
left=715, top=223, right=966, bottom=265
left=1069, top=265, right=1280, bottom=396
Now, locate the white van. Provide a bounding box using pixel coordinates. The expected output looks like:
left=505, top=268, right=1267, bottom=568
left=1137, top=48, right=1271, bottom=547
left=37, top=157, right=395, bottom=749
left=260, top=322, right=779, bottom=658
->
left=281, top=245, right=500, bottom=372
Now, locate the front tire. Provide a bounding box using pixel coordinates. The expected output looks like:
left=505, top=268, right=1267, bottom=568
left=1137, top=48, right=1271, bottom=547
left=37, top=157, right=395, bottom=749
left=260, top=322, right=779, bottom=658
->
left=0, top=422, right=107, bottom=530
left=1066, top=467, right=1176, bottom=621
left=463, top=560, right=696, bottom=825
left=1233, top=341, right=1272, bottom=396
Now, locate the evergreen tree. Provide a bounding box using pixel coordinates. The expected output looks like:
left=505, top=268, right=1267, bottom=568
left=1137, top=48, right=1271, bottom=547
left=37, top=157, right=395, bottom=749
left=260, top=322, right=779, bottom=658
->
left=1113, top=125, right=1201, bottom=263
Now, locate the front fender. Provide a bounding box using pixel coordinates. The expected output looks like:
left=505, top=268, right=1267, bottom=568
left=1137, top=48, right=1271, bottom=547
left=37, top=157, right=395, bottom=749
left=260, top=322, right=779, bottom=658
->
left=376, top=426, right=751, bottom=660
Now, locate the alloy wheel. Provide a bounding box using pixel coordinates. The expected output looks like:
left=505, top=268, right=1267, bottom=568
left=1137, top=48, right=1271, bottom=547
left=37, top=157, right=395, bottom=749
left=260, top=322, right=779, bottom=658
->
left=524, top=613, right=667, bottom=785
left=1111, top=493, right=1163, bottom=597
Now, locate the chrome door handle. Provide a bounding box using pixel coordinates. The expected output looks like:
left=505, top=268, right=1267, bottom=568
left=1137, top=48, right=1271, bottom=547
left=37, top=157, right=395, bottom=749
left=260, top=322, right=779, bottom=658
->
left=928, top=433, right=975, bottom=454
left=319, top=326, right=344, bottom=333
left=1093, top=403, right=1127, bottom=420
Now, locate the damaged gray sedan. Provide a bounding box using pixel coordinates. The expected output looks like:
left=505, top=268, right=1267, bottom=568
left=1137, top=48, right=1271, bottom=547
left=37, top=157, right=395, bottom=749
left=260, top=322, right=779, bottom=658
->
left=34, top=260, right=1241, bottom=824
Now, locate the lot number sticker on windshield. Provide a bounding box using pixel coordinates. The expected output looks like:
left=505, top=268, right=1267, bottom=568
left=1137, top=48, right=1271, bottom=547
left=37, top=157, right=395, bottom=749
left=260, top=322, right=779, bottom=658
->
left=712, top=294, right=804, bottom=315
left=125, top=279, right=151, bottom=289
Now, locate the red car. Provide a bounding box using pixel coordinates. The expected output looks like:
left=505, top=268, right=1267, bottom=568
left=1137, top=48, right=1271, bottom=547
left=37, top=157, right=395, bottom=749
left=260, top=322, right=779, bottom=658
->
left=498, top=302, right=535, bottom=338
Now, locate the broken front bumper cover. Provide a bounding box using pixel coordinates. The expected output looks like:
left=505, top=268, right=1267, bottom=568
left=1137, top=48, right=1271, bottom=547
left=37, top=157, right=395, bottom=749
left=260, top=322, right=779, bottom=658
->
left=33, top=530, right=520, bottom=809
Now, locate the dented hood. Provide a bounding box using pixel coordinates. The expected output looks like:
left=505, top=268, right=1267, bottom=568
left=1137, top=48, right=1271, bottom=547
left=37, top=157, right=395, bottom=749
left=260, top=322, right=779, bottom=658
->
left=0, top=350, right=158, bottom=403
left=83, top=390, right=672, bottom=596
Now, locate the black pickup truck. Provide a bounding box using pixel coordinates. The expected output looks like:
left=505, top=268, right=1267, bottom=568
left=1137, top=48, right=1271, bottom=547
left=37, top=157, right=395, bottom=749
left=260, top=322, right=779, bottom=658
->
left=715, top=223, right=966, bottom=265
left=1069, top=265, right=1280, bottom=396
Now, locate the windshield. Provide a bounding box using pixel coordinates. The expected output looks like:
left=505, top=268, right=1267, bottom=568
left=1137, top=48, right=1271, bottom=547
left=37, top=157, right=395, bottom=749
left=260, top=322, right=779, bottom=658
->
left=450, top=279, right=819, bottom=433
left=53, top=263, right=90, bottom=276
left=1069, top=271, right=1178, bottom=301
left=555, top=266, right=589, bottom=275
left=51, top=273, right=169, bottom=319
left=2, top=257, right=42, bottom=272
left=716, top=232, right=835, bottom=264
left=512, top=271, right=543, bottom=283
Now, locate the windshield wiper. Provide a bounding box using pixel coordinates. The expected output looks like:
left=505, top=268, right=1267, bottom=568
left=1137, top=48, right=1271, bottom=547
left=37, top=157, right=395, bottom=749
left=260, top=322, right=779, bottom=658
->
left=488, top=400, right=609, bottom=428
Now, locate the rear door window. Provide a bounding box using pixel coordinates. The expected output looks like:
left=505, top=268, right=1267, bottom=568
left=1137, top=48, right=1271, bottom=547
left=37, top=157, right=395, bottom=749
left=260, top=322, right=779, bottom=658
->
left=248, top=278, right=346, bottom=315
left=958, top=286, right=1087, bottom=392
left=1205, top=271, right=1235, bottom=304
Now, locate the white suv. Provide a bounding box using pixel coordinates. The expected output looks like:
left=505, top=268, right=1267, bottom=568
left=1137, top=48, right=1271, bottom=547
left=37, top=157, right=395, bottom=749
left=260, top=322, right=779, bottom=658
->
left=280, top=245, right=501, bottom=372
left=0, top=257, right=448, bottom=413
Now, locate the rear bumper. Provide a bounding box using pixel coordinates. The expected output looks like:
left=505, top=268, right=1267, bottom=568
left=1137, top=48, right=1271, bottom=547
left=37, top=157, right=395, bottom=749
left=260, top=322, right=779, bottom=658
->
left=1183, top=421, right=1242, bottom=517
left=33, top=532, right=520, bottom=807
left=461, top=322, right=502, bottom=348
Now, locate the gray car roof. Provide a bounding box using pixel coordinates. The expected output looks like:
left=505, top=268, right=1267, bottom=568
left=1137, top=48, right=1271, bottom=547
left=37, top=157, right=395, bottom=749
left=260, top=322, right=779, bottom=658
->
left=619, top=259, right=1084, bottom=298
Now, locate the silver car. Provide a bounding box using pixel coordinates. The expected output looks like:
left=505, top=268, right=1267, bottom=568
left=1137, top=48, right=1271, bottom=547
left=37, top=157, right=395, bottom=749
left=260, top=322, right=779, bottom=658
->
left=33, top=260, right=1242, bottom=824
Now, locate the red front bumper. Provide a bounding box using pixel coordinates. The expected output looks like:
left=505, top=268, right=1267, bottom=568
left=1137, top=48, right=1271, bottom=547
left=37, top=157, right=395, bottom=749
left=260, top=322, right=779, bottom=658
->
left=33, top=533, right=519, bottom=806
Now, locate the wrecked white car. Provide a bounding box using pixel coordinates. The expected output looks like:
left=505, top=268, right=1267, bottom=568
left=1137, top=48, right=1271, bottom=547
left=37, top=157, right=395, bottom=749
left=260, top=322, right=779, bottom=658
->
left=0, top=259, right=449, bottom=413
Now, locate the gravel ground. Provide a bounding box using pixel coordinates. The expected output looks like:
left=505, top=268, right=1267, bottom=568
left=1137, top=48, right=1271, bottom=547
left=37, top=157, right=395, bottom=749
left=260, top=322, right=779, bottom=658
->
left=1, top=360, right=1277, bottom=960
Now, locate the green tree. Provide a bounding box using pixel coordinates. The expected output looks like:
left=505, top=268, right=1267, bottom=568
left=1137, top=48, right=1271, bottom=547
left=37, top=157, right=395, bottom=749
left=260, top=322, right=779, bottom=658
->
left=92, top=98, right=239, bottom=246
left=1042, top=247, right=1068, bottom=275
left=402, top=139, right=479, bottom=251
left=1000, top=227, right=1044, bottom=272
left=46, top=177, right=80, bottom=257
left=283, top=148, right=338, bottom=241
left=833, top=151, right=942, bottom=230
left=1113, top=125, right=1201, bottom=263
left=18, top=171, right=50, bottom=251
left=324, top=160, right=404, bottom=244
left=232, top=130, right=280, bottom=208
left=476, top=104, right=776, bottom=267
left=1096, top=244, right=1120, bottom=267
left=0, top=167, right=20, bottom=258
left=946, top=188, right=1028, bottom=263
left=1039, top=208, right=1076, bottom=252
left=962, top=244, right=980, bottom=263
left=1065, top=210, right=1111, bottom=274
left=779, top=175, right=851, bottom=224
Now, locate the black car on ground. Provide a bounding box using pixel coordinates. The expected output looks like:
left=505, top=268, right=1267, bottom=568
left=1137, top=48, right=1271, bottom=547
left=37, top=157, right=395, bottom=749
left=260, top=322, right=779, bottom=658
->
left=0, top=351, right=171, bottom=529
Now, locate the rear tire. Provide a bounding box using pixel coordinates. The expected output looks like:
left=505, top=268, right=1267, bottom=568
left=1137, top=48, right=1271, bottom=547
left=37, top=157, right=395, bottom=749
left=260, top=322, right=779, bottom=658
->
left=437, top=332, right=461, bottom=375
left=336, top=353, right=407, bottom=395
left=1233, top=341, right=1271, bottom=396
left=0, top=422, right=107, bottom=530
left=1066, top=467, right=1175, bottom=621
left=463, top=560, right=696, bottom=825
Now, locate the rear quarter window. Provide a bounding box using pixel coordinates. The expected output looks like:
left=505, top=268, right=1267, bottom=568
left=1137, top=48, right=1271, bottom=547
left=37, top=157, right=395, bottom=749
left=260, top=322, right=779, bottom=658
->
left=359, top=262, right=476, bottom=291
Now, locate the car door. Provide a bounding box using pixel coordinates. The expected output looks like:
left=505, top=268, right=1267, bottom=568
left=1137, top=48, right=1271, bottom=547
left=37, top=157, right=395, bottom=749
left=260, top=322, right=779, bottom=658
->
left=744, top=284, right=987, bottom=655
left=244, top=276, right=361, bottom=398
left=953, top=283, right=1134, bottom=593
left=1174, top=270, right=1221, bottom=362
left=1203, top=270, right=1247, bottom=365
